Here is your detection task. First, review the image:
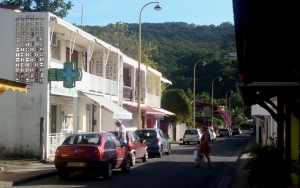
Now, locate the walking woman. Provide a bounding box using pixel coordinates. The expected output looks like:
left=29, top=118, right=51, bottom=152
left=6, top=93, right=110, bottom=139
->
left=195, top=126, right=211, bottom=168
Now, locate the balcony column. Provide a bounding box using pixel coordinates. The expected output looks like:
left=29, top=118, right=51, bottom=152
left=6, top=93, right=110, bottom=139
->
left=142, top=70, right=146, bottom=104
left=118, top=54, right=123, bottom=105
left=132, top=67, right=136, bottom=102
left=73, top=93, right=78, bottom=133
left=102, top=49, right=107, bottom=94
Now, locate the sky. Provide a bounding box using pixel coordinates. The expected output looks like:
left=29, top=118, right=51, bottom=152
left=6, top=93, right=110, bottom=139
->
left=64, top=0, right=234, bottom=27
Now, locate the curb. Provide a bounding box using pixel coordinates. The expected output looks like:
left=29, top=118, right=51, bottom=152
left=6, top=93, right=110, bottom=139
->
left=0, top=171, right=57, bottom=188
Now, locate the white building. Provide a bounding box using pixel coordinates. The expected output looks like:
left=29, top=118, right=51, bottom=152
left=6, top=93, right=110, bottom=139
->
left=0, top=5, right=174, bottom=159
left=251, top=97, right=278, bottom=145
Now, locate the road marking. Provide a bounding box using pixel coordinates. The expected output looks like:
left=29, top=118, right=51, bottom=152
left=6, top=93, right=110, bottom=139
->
left=216, top=176, right=232, bottom=188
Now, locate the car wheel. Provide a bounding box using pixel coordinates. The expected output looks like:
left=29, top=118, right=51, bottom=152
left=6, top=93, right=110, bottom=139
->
left=158, top=146, right=163, bottom=158
left=166, top=144, right=171, bottom=155
left=121, top=157, right=131, bottom=172
left=187, top=142, right=190, bottom=145
left=58, top=170, right=69, bottom=179
left=103, top=161, right=113, bottom=180
left=130, top=152, right=136, bottom=166
left=183, top=141, right=186, bottom=145
left=142, top=151, right=148, bottom=162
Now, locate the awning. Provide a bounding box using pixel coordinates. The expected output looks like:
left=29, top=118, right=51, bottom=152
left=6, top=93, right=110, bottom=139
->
left=0, top=78, right=28, bottom=95
left=123, top=104, right=165, bottom=115
left=148, top=107, right=176, bottom=116
left=82, top=92, right=132, bottom=119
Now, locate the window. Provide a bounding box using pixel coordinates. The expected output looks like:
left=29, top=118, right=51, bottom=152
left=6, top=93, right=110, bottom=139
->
left=184, top=130, right=198, bottom=135
left=66, top=47, right=79, bottom=68
left=62, top=134, right=100, bottom=145
left=135, top=130, right=157, bottom=138
left=111, top=134, right=122, bottom=147
left=105, top=135, right=116, bottom=149
left=130, top=133, right=136, bottom=142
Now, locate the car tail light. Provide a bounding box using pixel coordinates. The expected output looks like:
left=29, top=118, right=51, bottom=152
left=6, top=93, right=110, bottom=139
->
left=153, top=138, right=160, bottom=144
left=55, top=148, right=61, bottom=157
left=183, top=135, right=186, bottom=138
left=93, top=149, right=103, bottom=157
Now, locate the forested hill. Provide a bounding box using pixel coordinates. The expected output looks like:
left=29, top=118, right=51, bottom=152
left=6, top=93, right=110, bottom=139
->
left=84, top=22, right=238, bottom=99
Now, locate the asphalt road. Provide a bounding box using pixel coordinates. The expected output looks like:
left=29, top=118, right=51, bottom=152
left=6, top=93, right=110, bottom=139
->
left=15, top=134, right=250, bottom=188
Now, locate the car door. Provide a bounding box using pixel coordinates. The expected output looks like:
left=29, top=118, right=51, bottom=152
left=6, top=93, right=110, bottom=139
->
left=134, top=133, right=144, bottom=158
left=110, top=134, right=126, bottom=168
left=129, top=132, right=140, bottom=158
left=159, top=130, right=168, bottom=150
left=104, top=135, right=117, bottom=167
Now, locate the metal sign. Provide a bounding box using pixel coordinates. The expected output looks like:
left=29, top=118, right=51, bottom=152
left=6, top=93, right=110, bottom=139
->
left=48, top=62, right=82, bottom=88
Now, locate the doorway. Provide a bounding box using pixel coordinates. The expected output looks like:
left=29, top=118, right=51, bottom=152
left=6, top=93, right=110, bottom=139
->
left=51, top=105, right=57, bottom=133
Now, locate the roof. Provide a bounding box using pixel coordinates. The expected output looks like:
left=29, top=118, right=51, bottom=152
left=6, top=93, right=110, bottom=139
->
left=0, top=4, right=25, bottom=12
left=232, top=0, right=299, bottom=105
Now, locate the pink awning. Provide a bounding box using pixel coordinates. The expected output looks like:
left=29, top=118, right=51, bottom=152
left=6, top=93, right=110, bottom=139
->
left=124, top=104, right=165, bottom=115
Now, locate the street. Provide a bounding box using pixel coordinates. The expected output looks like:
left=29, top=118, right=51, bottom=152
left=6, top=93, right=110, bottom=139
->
left=15, top=134, right=250, bottom=188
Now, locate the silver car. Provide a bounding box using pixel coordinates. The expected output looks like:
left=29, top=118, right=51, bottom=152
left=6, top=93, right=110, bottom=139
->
left=182, top=129, right=202, bottom=145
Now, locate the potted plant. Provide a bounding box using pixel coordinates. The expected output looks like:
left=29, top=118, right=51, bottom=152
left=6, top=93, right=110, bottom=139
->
left=242, top=136, right=299, bottom=188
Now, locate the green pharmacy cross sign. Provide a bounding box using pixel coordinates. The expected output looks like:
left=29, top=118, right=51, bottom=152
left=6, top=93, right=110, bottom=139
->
left=48, top=62, right=82, bottom=88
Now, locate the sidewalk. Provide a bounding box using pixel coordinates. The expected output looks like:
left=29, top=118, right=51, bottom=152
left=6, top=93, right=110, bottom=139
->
left=228, top=138, right=256, bottom=188
left=0, top=141, right=253, bottom=188
left=0, top=160, right=57, bottom=188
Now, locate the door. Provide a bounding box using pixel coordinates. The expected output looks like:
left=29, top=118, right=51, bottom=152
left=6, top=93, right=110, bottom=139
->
left=51, top=105, right=57, bottom=133
left=111, top=134, right=126, bottom=167
left=129, top=132, right=140, bottom=158
left=66, top=47, right=79, bottom=68
left=105, top=135, right=117, bottom=167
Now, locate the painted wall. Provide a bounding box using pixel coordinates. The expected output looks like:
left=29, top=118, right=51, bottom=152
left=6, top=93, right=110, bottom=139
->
left=0, top=11, right=49, bottom=156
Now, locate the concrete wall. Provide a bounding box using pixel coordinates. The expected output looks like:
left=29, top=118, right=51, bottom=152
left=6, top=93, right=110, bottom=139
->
left=0, top=11, right=49, bottom=156
left=161, top=123, right=187, bottom=141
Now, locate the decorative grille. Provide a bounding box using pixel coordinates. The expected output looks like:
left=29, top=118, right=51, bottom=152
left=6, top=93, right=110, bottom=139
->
left=15, top=18, right=44, bottom=83
left=106, top=53, right=118, bottom=81
left=51, top=40, right=60, bottom=60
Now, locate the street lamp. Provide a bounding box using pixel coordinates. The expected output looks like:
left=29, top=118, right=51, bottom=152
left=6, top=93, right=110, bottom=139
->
left=193, top=61, right=206, bottom=128
left=225, top=90, right=233, bottom=112
left=229, top=94, right=235, bottom=127
left=137, top=2, right=162, bottom=129
left=211, top=77, right=222, bottom=128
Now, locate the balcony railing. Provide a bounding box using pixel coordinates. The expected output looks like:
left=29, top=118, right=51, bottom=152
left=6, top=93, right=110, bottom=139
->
left=123, top=86, right=134, bottom=101
left=146, top=93, right=161, bottom=107
left=50, top=58, right=117, bottom=96
left=77, top=72, right=117, bottom=96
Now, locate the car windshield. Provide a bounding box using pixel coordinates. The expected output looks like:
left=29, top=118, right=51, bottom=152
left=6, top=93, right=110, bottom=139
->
left=184, top=130, right=198, bottom=135
left=220, top=129, right=228, bottom=131
left=135, top=130, right=157, bottom=138
left=62, top=134, right=101, bottom=145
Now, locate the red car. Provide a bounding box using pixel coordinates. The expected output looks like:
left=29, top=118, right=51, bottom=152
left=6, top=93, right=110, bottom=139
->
left=54, top=132, right=131, bottom=179
left=110, top=131, right=148, bottom=166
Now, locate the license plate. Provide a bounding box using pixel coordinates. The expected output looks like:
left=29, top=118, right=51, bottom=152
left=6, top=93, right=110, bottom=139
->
left=68, top=162, right=86, bottom=167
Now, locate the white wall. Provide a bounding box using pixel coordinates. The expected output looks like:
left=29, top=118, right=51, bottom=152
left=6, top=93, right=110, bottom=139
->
left=0, top=10, right=49, bottom=156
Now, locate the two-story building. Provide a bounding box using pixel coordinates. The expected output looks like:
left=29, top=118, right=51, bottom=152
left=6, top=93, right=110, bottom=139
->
left=0, top=5, right=174, bottom=159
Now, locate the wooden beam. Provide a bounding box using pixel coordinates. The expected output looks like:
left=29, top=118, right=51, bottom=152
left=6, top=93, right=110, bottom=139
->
left=258, top=101, right=279, bottom=122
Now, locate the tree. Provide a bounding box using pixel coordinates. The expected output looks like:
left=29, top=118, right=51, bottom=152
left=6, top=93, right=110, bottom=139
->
left=161, top=89, right=191, bottom=125
left=2, top=0, right=73, bottom=18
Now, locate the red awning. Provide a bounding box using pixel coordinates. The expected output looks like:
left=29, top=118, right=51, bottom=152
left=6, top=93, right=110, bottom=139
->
left=124, top=104, right=165, bottom=115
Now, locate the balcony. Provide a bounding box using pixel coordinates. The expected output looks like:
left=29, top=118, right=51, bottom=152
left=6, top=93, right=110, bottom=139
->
left=123, top=86, right=134, bottom=101
left=146, top=93, right=161, bottom=107
left=50, top=58, right=117, bottom=96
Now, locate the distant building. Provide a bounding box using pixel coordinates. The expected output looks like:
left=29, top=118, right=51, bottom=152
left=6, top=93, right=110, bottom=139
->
left=220, top=21, right=233, bottom=26
left=224, top=52, right=237, bottom=59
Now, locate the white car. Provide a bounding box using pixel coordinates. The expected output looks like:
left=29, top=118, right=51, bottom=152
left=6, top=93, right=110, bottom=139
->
left=182, top=129, right=202, bottom=145
left=208, top=127, right=217, bottom=141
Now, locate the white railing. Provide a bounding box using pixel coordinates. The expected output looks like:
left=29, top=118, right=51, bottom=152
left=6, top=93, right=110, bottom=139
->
left=146, top=93, right=161, bottom=107
left=49, top=133, right=65, bottom=156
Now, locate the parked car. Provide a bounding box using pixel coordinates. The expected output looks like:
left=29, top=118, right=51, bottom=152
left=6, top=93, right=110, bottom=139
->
left=182, top=129, right=202, bottom=144
left=110, top=131, right=148, bottom=166
left=232, top=128, right=242, bottom=135
left=54, top=132, right=131, bottom=180
left=219, top=128, right=232, bottom=137
left=208, top=127, right=217, bottom=141
left=135, top=128, right=171, bottom=157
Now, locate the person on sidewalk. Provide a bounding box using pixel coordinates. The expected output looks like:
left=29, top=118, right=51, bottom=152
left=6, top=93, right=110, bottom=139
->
left=195, top=126, right=211, bottom=169
left=115, top=119, right=127, bottom=145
